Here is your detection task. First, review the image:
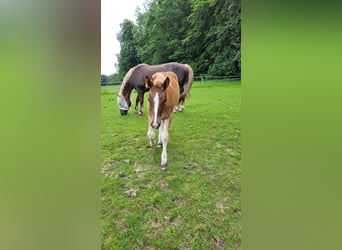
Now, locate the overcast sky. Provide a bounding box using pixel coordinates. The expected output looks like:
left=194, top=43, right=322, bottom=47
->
left=101, top=0, right=146, bottom=75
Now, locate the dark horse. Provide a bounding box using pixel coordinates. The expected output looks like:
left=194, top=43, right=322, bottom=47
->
left=117, top=62, right=194, bottom=115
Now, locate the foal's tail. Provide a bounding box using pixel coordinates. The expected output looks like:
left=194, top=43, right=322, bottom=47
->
left=180, top=64, right=194, bottom=99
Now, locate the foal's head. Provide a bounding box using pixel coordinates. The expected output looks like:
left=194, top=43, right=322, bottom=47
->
left=144, top=73, right=170, bottom=129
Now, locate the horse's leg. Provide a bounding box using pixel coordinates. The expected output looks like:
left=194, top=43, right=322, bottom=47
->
left=179, top=97, right=185, bottom=112
left=160, top=118, right=171, bottom=169
left=138, top=92, right=144, bottom=115
left=173, top=98, right=181, bottom=112
left=134, top=94, right=139, bottom=115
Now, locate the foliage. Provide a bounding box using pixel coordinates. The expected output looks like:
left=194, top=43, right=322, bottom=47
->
left=117, top=19, right=140, bottom=79
left=134, top=0, right=192, bottom=65
left=116, top=0, right=241, bottom=78
left=101, top=81, right=241, bottom=249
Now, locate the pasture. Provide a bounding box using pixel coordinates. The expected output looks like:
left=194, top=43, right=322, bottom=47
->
left=101, top=81, right=241, bottom=249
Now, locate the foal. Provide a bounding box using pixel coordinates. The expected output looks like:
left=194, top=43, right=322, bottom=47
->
left=144, top=72, right=180, bottom=169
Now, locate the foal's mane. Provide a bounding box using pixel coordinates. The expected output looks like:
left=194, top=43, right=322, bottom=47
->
left=151, top=72, right=167, bottom=88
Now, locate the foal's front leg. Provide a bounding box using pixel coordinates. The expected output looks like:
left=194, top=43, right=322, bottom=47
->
left=157, top=121, right=164, bottom=147
left=160, top=119, right=170, bottom=169
left=147, top=115, right=155, bottom=146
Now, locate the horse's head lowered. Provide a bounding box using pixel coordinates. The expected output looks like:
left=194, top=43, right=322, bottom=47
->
left=117, top=94, right=131, bottom=115
left=144, top=73, right=170, bottom=129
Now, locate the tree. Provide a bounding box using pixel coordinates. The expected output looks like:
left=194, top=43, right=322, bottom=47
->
left=206, top=0, right=241, bottom=76
left=134, top=0, right=192, bottom=64
left=117, top=0, right=241, bottom=77
left=117, top=19, right=140, bottom=79
left=184, top=0, right=241, bottom=76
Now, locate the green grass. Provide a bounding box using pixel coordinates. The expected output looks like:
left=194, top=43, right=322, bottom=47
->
left=101, top=81, right=241, bottom=249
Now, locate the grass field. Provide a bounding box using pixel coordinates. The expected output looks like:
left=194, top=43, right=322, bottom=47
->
left=101, top=81, right=241, bottom=249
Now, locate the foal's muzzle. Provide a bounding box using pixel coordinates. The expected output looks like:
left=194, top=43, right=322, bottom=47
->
left=151, top=122, right=160, bottom=129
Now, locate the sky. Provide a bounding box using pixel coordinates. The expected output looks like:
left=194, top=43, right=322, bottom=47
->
left=101, top=0, right=146, bottom=76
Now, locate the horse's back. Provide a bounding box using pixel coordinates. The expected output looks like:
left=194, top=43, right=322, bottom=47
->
left=128, top=62, right=190, bottom=86
left=124, top=62, right=192, bottom=96
left=125, top=64, right=155, bottom=93
left=163, top=63, right=189, bottom=85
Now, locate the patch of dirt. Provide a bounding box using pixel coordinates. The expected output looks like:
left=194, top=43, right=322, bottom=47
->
left=116, top=220, right=129, bottom=233
left=216, top=197, right=229, bottom=213
left=101, top=161, right=117, bottom=176
left=216, top=202, right=226, bottom=213
left=183, top=165, right=195, bottom=170
left=160, top=179, right=168, bottom=189
left=141, top=181, right=152, bottom=189
left=124, top=188, right=138, bottom=197
left=209, top=174, right=218, bottom=181
left=171, top=197, right=186, bottom=207
left=212, top=236, right=226, bottom=248
left=134, top=162, right=143, bottom=172
left=226, top=147, right=234, bottom=153
left=164, top=216, right=182, bottom=227
left=134, top=162, right=147, bottom=178
left=115, top=173, right=127, bottom=179
left=234, top=210, right=241, bottom=219
left=226, top=147, right=241, bottom=159
left=149, top=218, right=163, bottom=234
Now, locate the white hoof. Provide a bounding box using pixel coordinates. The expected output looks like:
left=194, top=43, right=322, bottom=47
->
left=161, top=162, right=167, bottom=170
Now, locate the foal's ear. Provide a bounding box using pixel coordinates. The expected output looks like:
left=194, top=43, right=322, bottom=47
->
left=144, top=76, right=152, bottom=89
left=163, top=77, right=170, bottom=90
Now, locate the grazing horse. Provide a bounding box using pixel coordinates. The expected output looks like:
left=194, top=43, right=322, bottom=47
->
left=117, top=62, right=194, bottom=115
left=144, top=71, right=180, bottom=169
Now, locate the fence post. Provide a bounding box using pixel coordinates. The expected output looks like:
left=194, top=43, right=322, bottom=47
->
left=201, top=76, right=204, bottom=84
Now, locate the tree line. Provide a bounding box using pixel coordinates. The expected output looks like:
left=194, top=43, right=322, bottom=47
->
left=103, top=0, right=240, bottom=83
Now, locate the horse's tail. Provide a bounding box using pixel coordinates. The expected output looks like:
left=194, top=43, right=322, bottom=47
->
left=180, top=64, right=194, bottom=99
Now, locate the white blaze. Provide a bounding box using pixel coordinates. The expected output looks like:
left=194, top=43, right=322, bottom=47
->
left=153, top=93, right=159, bottom=126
